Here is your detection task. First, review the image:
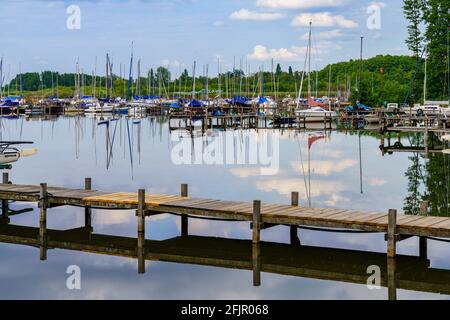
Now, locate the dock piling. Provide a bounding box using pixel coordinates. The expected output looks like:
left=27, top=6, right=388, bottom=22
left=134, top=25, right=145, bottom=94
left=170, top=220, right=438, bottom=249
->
left=1, top=173, right=9, bottom=222
left=387, top=209, right=397, bottom=258
left=290, top=192, right=300, bottom=245
left=419, top=201, right=428, bottom=259
left=387, top=257, right=397, bottom=300
left=252, top=243, right=261, bottom=287
left=137, top=189, right=145, bottom=274
left=84, top=178, right=92, bottom=230
left=252, top=200, right=261, bottom=244
left=39, top=183, right=48, bottom=261
left=181, top=184, right=188, bottom=237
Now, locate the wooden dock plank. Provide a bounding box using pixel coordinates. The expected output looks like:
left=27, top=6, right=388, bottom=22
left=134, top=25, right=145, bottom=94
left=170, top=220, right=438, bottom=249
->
left=2, top=183, right=450, bottom=240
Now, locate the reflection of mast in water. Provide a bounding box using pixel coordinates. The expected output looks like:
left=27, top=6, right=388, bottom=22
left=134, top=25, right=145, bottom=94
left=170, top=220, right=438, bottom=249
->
left=305, top=132, right=327, bottom=208
left=126, top=119, right=134, bottom=179
left=74, top=116, right=83, bottom=159
left=133, top=119, right=142, bottom=165
left=359, top=132, right=363, bottom=194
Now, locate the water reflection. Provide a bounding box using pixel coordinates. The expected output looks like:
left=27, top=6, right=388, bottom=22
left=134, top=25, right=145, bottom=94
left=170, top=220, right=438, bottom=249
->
left=1, top=220, right=450, bottom=299
left=0, top=114, right=449, bottom=299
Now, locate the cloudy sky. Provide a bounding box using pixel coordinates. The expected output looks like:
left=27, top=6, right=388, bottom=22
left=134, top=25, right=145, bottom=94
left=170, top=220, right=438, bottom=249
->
left=0, top=0, right=409, bottom=79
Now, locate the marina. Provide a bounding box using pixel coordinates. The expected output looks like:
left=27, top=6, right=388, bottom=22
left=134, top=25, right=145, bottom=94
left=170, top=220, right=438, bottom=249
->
left=0, top=0, right=449, bottom=303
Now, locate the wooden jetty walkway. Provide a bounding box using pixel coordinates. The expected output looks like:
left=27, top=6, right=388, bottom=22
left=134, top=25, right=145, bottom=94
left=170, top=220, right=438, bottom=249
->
left=1, top=224, right=450, bottom=299
left=0, top=173, right=449, bottom=264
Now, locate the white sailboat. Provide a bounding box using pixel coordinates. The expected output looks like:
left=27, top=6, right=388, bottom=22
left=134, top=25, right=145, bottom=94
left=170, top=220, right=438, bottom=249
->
left=295, top=22, right=337, bottom=122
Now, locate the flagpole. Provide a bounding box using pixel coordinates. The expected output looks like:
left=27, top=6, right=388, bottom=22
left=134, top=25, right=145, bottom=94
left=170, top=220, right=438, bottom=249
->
left=308, top=142, right=311, bottom=208
left=359, top=132, right=363, bottom=194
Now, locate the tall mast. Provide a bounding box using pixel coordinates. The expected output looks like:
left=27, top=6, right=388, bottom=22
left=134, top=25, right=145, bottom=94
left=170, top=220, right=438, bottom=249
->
left=127, top=42, right=134, bottom=101
left=424, top=51, right=427, bottom=103
left=307, top=21, right=312, bottom=99
left=106, top=53, right=109, bottom=99
left=0, top=57, right=3, bottom=100
left=192, top=61, right=196, bottom=99
left=358, top=36, right=364, bottom=102
left=217, top=57, right=221, bottom=98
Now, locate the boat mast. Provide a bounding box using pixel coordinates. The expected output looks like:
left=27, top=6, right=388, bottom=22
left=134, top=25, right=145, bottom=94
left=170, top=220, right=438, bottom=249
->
left=106, top=53, right=109, bottom=100
left=192, top=61, right=196, bottom=99
left=308, top=21, right=312, bottom=100
left=358, top=36, right=364, bottom=102
left=127, top=42, right=134, bottom=101
left=424, top=51, right=427, bottom=104
left=0, top=57, right=3, bottom=100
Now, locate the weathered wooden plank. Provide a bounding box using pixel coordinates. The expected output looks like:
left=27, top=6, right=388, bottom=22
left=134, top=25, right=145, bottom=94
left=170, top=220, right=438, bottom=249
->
left=396, top=215, right=426, bottom=225
left=400, top=216, right=448, bottom=228
left=331, top=212, right=378, bottom=223
left=317, top=210, right=354, bottom=220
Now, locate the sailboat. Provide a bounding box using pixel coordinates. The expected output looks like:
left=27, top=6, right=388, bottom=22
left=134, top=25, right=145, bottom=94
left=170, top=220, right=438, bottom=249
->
left=295, top=22, right=337, bottom=122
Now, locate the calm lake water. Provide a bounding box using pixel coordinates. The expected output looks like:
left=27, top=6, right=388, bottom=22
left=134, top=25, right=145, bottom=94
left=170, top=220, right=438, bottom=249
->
left=0, top=115, right=449, bottom=299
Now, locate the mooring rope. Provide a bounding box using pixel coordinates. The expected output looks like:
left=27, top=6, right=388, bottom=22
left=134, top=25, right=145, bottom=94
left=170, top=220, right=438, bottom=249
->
left=425, top=236, right=450, bottom=243
left=294, top=225, right=378, bottom=234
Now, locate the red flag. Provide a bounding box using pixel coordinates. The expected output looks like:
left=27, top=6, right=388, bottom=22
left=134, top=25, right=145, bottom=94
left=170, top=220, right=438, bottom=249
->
left=308, top=133, right=325, bottom=150
left=308, top=96, right=325, bottom=107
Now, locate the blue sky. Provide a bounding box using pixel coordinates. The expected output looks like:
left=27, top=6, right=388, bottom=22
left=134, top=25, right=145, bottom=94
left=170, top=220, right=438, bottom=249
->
left=0, top=0, right=410, bottom=80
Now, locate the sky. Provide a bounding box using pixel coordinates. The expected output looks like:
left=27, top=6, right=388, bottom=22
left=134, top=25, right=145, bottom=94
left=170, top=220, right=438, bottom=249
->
left=0, top=0, right=410, bottom=80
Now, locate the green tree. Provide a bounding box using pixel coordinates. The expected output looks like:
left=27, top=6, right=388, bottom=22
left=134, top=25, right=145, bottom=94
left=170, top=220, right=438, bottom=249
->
left=403, top=0, right=426, bottom=59
left=275, top=63, right=282, bottom=75
left=422, top=0, right=450, bottom=100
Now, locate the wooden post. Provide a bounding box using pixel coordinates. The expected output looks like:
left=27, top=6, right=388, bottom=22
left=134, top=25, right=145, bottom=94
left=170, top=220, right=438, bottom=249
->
left=387, top=257, right=397, bottom=300
left=252, top=243, right=261, bottom=287
left=181, top=184, right=188, bottom=237
left=39, top=183, right=48, bottom=261
left=419, top=201, right=428, bottom=259
left=137, top=189, right=145, bottom=274
left=84, top=177, right=92, bottom=230
left=1, top=172, right=9, bottom=222
left=424, top=123, right=429, bottom=155
left=252, top=200, right=261, bottom=244
left=290, top=192, right=300, bottom=245
left=387, top=209, right=397, bottom=258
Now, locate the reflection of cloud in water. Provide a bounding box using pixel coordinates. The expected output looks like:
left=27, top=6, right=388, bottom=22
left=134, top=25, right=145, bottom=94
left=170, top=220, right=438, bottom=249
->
left=291, top=159, right=357, bottom=176
left=229, top=167, right=286, bottom=178
left=368, top=177, right=387, bottom=186
left=94, top=210, right=171, bottom=226
left=175, top=218, right=249, bottom=239
left=256, top=178, right=348, bottom=205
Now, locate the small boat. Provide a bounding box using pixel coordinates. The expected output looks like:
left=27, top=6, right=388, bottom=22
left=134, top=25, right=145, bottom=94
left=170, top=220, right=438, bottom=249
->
left=85, top=103, right=114, bottom=113
left=25, top=105, right=44, bottom=115
left=296, top=107, right=337, bottom=123
left=128, top=106, right=146, bottom=117
left=0, top=141, right=37, bottom=165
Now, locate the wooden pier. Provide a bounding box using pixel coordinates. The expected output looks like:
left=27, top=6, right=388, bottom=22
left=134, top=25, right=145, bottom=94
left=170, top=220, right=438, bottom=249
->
left=1, top=174, right=449, bottom=261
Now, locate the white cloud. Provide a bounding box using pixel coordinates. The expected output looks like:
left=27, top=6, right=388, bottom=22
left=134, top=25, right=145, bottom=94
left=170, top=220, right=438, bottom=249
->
left=256, top=0, right=348, bottom=9
left=248, top=45, right=299, bottom=61
left=291, top=12, right=358, bottom=28
left=301, top=29, right=344, bottom=40
left=160, top=59, right=183, bottom=67
left=247, top=42, right=340, bottom=61
left=230, top=9, right=285, bottom=21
